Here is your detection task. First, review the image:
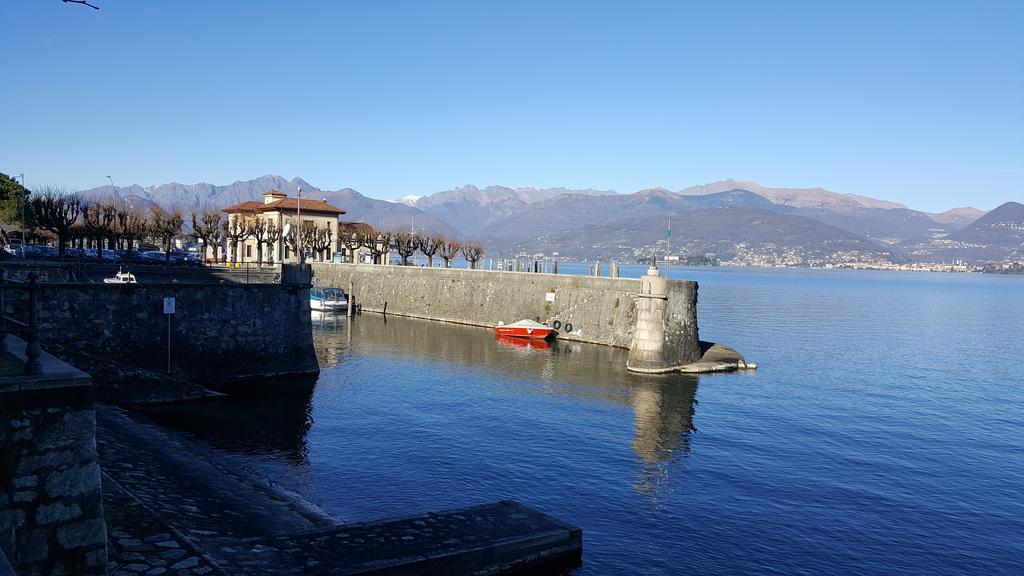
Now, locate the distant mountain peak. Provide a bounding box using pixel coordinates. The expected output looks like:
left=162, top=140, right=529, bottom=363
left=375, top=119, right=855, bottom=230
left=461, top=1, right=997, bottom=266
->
left=679, top=180, right=908, bottom=211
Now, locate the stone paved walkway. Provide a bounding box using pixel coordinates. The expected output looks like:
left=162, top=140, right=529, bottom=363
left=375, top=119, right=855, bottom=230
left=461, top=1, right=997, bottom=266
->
left=96, top=405, right=581, bottom=575
left=103, top=475, right=225, bottom=576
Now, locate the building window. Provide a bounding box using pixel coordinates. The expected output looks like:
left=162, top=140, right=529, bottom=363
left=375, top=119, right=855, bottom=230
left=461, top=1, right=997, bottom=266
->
left=246, top=245, right=252, bottom=258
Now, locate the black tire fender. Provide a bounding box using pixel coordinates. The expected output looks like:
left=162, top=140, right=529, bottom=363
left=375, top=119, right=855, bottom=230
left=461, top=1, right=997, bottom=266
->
left=564, top=322, right=573, bottom=333
left=552, top=320, right=562, bottom=330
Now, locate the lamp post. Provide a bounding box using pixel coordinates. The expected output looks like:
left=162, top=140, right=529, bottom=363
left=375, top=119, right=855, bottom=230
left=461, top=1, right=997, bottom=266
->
left=17, top=173, right=26, bottom=250
left=296, top=185, right=303, bottom=264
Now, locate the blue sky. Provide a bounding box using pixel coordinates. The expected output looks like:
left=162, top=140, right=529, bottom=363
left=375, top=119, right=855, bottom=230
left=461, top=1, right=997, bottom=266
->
left=2, top=1, right=1021, bottom=211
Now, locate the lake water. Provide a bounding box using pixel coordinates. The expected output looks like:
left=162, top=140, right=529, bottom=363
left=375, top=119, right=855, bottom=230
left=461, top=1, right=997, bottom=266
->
left=153, top=265, right=1024, bottom=575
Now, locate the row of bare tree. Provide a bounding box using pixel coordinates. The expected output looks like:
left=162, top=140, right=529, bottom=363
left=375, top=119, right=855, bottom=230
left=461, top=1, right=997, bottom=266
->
left=28, top=187, right=185, bottom=263
left=23, top=187, right=486, bottom=268
left=386, top=231, right=485, bottom=268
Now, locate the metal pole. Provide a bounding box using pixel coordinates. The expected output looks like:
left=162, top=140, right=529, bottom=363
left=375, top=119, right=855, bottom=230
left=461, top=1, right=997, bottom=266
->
left=296, top=186, right=303, bottom=264
left=167, top=313, right=171, bottom=373
left=19, top=173, right=27, bottom=250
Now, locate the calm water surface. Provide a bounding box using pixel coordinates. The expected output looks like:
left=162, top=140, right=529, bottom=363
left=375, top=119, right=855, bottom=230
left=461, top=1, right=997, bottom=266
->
left=154, top=266, right=1024, bottom=575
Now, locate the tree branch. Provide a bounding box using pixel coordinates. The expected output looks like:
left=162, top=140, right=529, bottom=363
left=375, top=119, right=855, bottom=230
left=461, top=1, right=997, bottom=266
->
left=63, top=0, right=100, bottom=9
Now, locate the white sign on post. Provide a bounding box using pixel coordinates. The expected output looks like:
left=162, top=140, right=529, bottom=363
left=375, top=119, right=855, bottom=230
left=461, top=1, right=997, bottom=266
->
left=545, top=292, right=556, bottom=302
left=163, top=297, right=176, bottom=314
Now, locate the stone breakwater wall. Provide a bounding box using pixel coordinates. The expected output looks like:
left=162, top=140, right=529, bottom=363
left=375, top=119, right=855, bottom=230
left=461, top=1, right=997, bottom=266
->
left=0, top=339, right=108, bottom=575
left=311, top=263, right=700, bottom=356
left=5, top=282, right=318, bottom=400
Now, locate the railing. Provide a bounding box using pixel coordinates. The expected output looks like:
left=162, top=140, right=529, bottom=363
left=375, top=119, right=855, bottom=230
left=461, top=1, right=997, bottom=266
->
left=0, top=269, right=43, bottom=375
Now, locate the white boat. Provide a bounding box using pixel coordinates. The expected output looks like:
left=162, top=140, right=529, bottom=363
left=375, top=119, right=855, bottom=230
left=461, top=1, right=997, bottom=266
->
left=310, top=287, right=348, bottom=312
left=103, top=268, right=137, bottom=284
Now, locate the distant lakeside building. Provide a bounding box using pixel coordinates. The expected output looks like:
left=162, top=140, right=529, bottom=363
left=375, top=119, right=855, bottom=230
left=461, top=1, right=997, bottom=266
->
left=222, top=190, right=388, bottom=264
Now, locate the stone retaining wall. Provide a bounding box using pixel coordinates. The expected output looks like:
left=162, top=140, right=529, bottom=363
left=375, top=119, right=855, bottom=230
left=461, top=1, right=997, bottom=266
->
left=0, top=337, right=107, bottom=575
left=311, top=264, right=700, bottom=358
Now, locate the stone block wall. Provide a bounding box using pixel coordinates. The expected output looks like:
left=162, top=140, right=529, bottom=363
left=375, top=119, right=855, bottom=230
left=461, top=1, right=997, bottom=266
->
left=311, top=263, right=700, bottom=358
left=0, top=345, right=107, bottom=575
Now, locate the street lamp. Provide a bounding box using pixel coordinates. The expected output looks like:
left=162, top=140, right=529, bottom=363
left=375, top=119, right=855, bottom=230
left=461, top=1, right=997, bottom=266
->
left=15, top=173, right=26, bottom=251
left=296, top=185, right=303, bottom=263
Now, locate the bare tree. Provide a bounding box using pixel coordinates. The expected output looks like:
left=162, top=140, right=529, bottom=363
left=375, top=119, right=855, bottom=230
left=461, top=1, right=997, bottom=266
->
left=82, top=201, right=118, bottom=257
left=69, top=223, right=87, bottom=251
left=249, top=217, right=269, bottom=266
left=29, top=187, right=82, bottom=257
left=341, top=231, right=362, bottom=263
left=222, top=217, right=251, bottom=264
left=392, top=231, right=418, bottom=266
left=418, top=234, right=443, bottom=267
left=462, top=242, right=484, bottom=269
left=360, top=231, right=391, bottom=265
left=150, top=207, right=184, bottom=264
left=310, top=225, right=333, bottom=262
left=117, top=207, right=148, bottom=258
left=283, top=219, right=299, bottom=261
left=264, top=222, right=281, bottom=264
left=438, top=237, right=462, bottom=268
left=190, top=206, right=223, bottom=264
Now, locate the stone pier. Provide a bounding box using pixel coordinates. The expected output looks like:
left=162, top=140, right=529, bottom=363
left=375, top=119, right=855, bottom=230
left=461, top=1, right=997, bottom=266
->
left=311, top=263, right=703, bottom=360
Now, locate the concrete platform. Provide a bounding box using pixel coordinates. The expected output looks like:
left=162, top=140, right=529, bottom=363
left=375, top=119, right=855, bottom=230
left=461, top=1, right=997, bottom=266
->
left=221, top=501, right=581, bottom=575
left=97, top=406, right=582, bottom=575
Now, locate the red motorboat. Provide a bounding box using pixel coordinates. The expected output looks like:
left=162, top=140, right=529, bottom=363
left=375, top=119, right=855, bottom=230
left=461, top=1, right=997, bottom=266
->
left=495, top=334, right=552, bottom=349
left=494, top=319, right=557, bottom=340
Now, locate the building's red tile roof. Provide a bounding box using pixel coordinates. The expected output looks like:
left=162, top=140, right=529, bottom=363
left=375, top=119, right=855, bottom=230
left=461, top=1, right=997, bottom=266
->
left=339, top=222, right=375, bottom=235
left=222, top=196, right=345, bottom=215
left=263, top=198, right=345, bottom=215
left=222, top=200, right=264, bottom=214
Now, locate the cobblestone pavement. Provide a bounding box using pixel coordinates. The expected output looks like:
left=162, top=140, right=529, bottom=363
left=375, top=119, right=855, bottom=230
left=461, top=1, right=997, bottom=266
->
left=96, top=404, right=581, bottom=575
left=103, top=475, right=225, bottom=576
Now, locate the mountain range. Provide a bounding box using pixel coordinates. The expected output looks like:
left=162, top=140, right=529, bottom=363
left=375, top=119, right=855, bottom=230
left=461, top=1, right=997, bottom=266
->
left=78, top=175, right=1022, bottom=265
left=81, top=175, right=460, bottom=237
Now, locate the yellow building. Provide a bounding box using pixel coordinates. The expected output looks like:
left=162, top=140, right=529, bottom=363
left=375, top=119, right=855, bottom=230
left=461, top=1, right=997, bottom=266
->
left=222, top=190, right=344, bottom=264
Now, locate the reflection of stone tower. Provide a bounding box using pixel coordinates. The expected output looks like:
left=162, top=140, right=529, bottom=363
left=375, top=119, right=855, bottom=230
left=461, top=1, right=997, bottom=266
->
left=627, top=266, right=701, bottom=373
left=631, top=380, right=698, bottom=464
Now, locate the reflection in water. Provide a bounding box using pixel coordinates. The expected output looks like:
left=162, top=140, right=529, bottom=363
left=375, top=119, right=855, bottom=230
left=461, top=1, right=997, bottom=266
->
left=143, top=389, right=315, bottom=466
left=630, top=381, right=698, bottom=497
left=313, top=314, right=700, bottom=497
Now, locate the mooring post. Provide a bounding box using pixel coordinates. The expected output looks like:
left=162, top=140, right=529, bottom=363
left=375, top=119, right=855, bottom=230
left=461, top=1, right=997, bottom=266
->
left=594, top=261, right=601, bottom=277
left=611, top=260, right=619, bottom=278
left=552, top=260, right=558, bottom=274
left=348, top=280, right=355, bottom=318
left=24, top=272, right=42, bottom=375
